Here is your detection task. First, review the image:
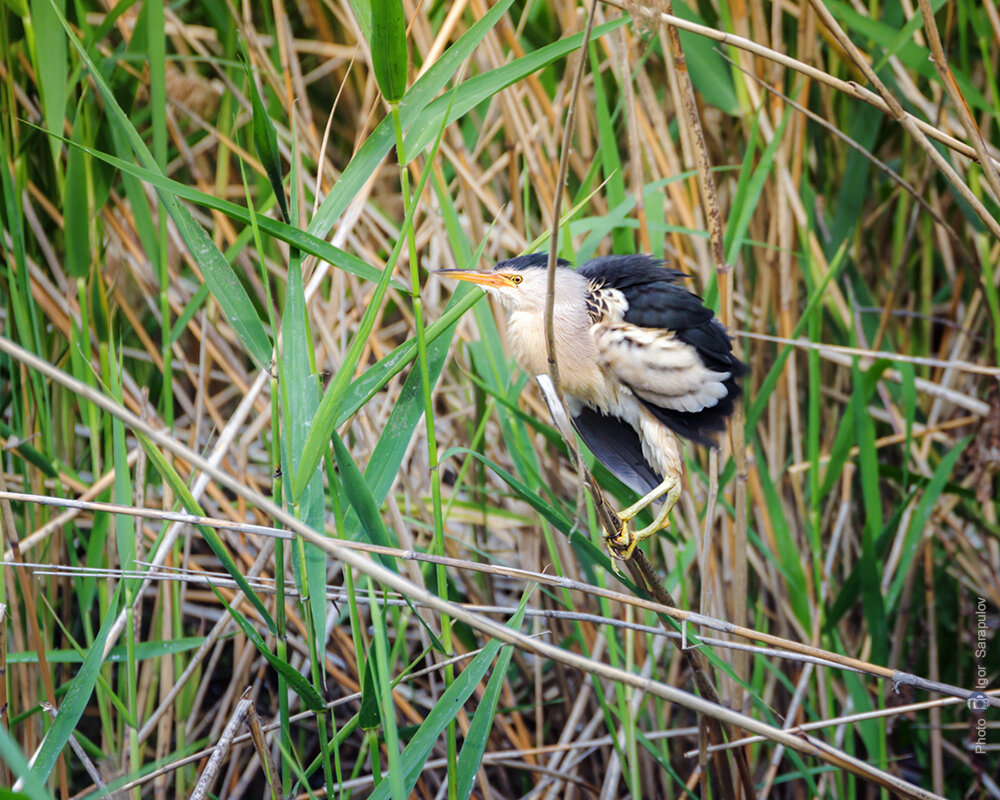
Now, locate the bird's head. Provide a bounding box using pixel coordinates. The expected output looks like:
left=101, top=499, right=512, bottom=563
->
left=437, top=254, right=570, bottom=313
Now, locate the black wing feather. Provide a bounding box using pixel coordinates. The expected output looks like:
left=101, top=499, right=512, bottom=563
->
left=571, top=405, right=662, bottom=493
left=579, top=254, right=747, bottom=446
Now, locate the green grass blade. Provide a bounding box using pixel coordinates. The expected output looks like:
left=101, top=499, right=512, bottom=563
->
left=724, top=107, right=790, bottom=263
left=43, top=132, right=390, bottom=287
left=817, top=359, right=887, bottom=503
left=359, top=645, right=382, bottom=732
left=439, top=447, right=573, bottom=533
left=370, top=0, right=407, bottom=103
left=307, top=0, right=516, bottom=237
left=0, top=421, right=57, bottom=477
left=853, top=359, right=888, bottom=665
left=47, top=3, right=273, bottom=367
left=886, top=436, right=971, bottom=609
left=360, top=286, right=472, bottom=503
left=134, top=430, right=277, bottom=632
left=245, top=59, right=289, bottom=222
left=331, top=429, right=399, bottom=557
left=5, top=637, right=217, bottom=664
left=747, top=241, right=849, bottom=433
left=332, top=289, right=484, bottom=426
left=589, top=40, right=628, bottom=254
left=673, top=0, right=738, bottom=114
left=454, top=619, right=522, bottom=800
left=826, top=0, right=988, bottom=108
left=366, top=603, right=529, bottom=800
left=295, top=247, right=399, bottom=500
left=29, top=582, right=122, bottom=784
left=63, top=103, right=91, bottom=280
left=210, top=585, right=326, bottom=712
left=0, top=726, right=55, bottom=800
left=752, top=434, right=811, bottom=628
left=30, top=0, right=67, bottom=172
left=402, top=19, right=626, bottom=162
left=279, top=248, right=327, bottom=644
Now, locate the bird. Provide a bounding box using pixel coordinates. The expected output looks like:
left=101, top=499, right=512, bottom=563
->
left=438, top=253, right=746, bottom=561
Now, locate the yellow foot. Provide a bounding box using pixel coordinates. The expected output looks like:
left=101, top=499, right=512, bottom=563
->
left=604, top=523, right=640, bottom=562
left=602, top=475, right=681, bottom=570
left=603, top=518, right=666, bottom=567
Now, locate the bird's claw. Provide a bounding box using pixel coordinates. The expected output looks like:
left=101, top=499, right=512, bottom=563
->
left=603, top=518, right=667, bottom=574
left=604, top=514, right=670, bottom=576
left=603, top=475, right=681, bottom=572
left=604, top=523, right=640, bottom=563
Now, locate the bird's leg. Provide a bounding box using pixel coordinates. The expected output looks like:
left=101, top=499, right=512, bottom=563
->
left=604, top=473, right=681, bottom=561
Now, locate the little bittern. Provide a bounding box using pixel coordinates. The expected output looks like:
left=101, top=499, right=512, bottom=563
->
left=440, top=253, right=746, bottom=560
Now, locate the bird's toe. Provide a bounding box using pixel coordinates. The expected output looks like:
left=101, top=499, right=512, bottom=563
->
left=604, top=521, right=640, bottom=562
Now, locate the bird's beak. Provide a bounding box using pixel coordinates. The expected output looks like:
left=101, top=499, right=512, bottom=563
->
left=435, top=269, right=512, bottom=289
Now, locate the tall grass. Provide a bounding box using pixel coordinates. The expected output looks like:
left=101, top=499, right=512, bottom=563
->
left=1, top=0, right=998, bottom=798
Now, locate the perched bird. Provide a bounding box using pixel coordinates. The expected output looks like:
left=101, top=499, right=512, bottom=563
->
left=439, top=253, right=746, bottom=560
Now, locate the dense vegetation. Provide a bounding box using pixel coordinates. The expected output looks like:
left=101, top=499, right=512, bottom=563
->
left=1, top=0, right=998, bottom=797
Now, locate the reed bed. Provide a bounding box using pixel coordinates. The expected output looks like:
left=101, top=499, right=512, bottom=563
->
left=1, top=0, right=998, bottom=797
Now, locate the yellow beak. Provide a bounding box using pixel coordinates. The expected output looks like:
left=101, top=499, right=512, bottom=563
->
left=435, top=269, right=513, bottom=289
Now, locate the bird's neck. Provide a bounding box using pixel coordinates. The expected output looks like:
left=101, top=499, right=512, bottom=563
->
left=506, top=309, right=552, bottom=379
left=505, top=306, right=607, bottom=407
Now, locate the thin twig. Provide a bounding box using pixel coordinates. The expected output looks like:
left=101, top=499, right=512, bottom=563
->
left=0, top=490, right=293, bottom=547
left=807, top=0, right=1000, bottom=240
left=40, top=703, right=111, bottom=798
left=718, top=47, right=972, bottom=258
left=189, top=691, right=253, bottom=800
left=739, top=331, right=1000, bottom=377
left=656, top=0, right=751, bottom=794
left=918, top=0, right=1000, bottom=205
left=683, top=690, right=1000, bottom=757
left=600, top=0, right=1000, bottom=173
left=541, top=0, right=624, bottom=539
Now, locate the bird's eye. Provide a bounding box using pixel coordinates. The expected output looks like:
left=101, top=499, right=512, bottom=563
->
left=510, top=274, right=523, bottom=285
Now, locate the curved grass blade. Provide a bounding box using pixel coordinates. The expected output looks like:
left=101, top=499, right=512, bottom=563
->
left=307, top=0, right=517, bottom=238
left=886, top=436, right=970, bottom=609
left=438, top=447, right=573, bottom=533
left=360, top=284, right=474, bottom=504
left=454, top=621, right=521, bottom=800
left=365, top=601, right=530, bottom=800
left=47, top=3, right=273, bottom=367
left=210, top=584, right=326, bottom=712
left=0, top=726, right=54, bottom=800
left=331, top=429, right=398, bottom=558
left=401, top=20, right=626, bottom=163
left=41, top=133, right=390, bottom=287
left=29, top=582, right=122, bottom=784
left=334, top=288, right=484, bottom=425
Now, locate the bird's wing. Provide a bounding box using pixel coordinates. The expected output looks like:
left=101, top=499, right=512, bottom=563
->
left=593, top=322, right=733, bottom=413
left=580, top=255, right=747, bottom=446
left=570, top=403, right=662, bottom=494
